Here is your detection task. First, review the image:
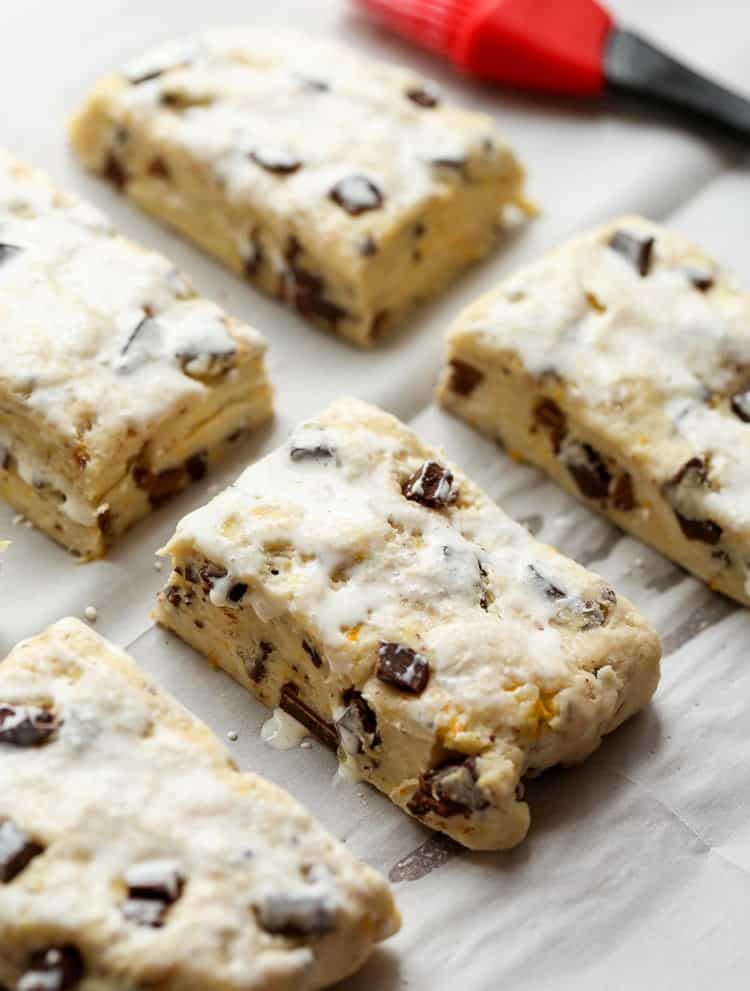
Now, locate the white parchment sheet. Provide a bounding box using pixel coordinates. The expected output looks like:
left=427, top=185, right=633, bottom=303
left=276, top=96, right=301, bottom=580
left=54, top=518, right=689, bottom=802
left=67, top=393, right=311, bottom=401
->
left=2, top=2, right=750, bottom=988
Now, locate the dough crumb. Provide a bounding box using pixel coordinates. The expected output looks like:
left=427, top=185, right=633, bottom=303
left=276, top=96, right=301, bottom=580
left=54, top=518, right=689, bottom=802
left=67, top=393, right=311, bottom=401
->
left=84, top=605, right=98, bottom=622
left=227, top=730, right=238, bottom=741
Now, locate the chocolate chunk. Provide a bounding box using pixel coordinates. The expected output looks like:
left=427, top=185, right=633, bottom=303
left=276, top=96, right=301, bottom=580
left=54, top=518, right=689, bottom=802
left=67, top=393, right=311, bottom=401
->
left=96, top=507, right=113, bottom=537
left=0, top=444, right=9, bottom=469
left=280, top=683, right=338, bottom=750
left=18, top=946, right=84, bottom=991
left=296, top=74, right=330, bottom=92
left=431, top=155, right=467, bottom=172
left=0, top=243, right=21, bottom=266
left=403, top=461, right=455, bottom=509
left=290, top=442, right=335, bottom=462
left=533, top=398, right=567, bottom=454
left=336, top=691, right=379, bottom=756
left=0, top=704, right=58, bottom=747
left=244, top=232, right=264, bottom=278
left=121, top=860, right=184, bottom=928
left=674, top=512, right=723, bottom=545
left=147, top=156, right=171, bottom=180
left=376, top=642, right=430, bottom=695
left=560, top=438, right=611, bottom=501
left=257, top=891, right=335, bottom=936
left=164, top=585, right=182, bottom=608
left=125, top=859, right=184, bottom=902
left=246, top=641, right=273, bottom=683
left=612, top=472, right=636, bottom=511
left=449, top=359, right=484, bottom=397
left=102, top=152, right=128, bottom=191
left=686, top=266, right=714, bottom=292
left=406, top=84, right=440, bottom=108
left=663, top=457, right=723, bottom=545
left=0, top=819, right=43, bottom=882
left=302, top=641, right=323, bottom=669
left=133, top=464, right=184, bottom=507
left=731, top=390, right=750, bottom=422
left=185, top=452, right=207, bottom=482
left=228, top=582, right=248, bottom=603
left=609, top=229, right=654, bottom=276
left=407, top=757, right=488, bottom=819
left=199, top=562, right=228, bottom=589
left=283, top=236, right=349, bottom=328
left=250, top=149, right=302, bottom=175
left=329, top=175, right=384, bottom=216
left=528, top=564, right=566, bottom=600
left=357, top=233, right=378, bottom=257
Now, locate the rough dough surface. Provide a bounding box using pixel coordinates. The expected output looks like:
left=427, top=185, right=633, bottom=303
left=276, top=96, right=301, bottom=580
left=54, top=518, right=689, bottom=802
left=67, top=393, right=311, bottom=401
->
left=155, top=398, right=661, bottom=851
left=438, top=215, right=750, bottom=608
left=0, top=618, right=398, bottom=990
left=0, top=149, right=273, bottom=559
left=70, top=30, right=528, bottom=346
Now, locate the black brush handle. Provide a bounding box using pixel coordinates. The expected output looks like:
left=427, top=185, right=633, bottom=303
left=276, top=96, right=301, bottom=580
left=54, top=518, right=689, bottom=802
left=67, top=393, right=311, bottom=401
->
left=605, top=27, right=750, bottom=141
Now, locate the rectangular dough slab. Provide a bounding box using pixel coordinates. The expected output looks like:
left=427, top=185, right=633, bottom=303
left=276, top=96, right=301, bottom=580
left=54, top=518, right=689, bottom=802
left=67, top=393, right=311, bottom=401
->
left=0, top=618, right=398, bottom=990
left=69, top=30, right=528, bottom=347
left=438, top=215, right=750, bottom=608
left=0, top=149, right=273, bottom=560
left=154, top=397, right=661, bottom=851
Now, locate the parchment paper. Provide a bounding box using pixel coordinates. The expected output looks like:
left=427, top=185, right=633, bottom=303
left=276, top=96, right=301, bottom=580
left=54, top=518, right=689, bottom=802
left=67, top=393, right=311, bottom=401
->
left=2, top=3, right=750, bottom=988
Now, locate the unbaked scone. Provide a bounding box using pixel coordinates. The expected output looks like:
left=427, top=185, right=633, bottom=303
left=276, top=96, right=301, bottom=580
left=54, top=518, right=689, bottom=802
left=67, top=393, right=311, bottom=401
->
left=0, top=618, right=398, bottom=990
left=154, top=398, right=661, bottom=850
left=0, top=149, right=272, bottom=560
left=438, top=215, right=750, bottom=607
left=69, top=30, right=529, bottom=347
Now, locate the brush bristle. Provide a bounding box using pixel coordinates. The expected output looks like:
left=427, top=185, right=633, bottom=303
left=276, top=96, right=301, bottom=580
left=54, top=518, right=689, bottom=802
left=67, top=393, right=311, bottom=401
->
left=355, top=0, right=477, bottom=56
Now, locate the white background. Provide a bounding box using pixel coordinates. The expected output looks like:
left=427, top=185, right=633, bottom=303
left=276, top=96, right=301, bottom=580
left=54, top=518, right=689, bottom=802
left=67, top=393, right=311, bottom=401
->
left=2, top=2, right=750, bottom=988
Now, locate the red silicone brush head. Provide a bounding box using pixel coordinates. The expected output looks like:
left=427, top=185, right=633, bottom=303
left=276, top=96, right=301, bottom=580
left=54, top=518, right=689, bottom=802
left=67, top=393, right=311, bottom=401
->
left=355, top=0, right=614, bottom=96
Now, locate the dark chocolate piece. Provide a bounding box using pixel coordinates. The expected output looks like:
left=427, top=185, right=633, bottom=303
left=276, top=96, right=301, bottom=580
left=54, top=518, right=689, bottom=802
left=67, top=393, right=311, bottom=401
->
left=283, top=236, right=349, bottom=329
left=125, top=859, right=184, bottom=902
left=407, top=757, right=488, bottom=819
left=228, top=582, right=248, bottom=603
left=245, top=641, right=273, bottom=683
left=609, top=229, right=654, bottom=276
left=533, top=398, right=567, bottom=455
left=376, top=642, right=430, bottom=695
left=133, top=464, right=185, bottom=507
left=560, top=439, right=611, bottom=501
left=686, top=266, right=714, bottom=292
left=147, top=156, right=171, bottom=180
left=290, top=441, right=335, bottom=462
left=257, top=891, right=335, bottom=936
left=17, top=946, right=84, bottom=991
left=329, top=175, right=384, bottom=216
left=528, top=565, right=566, bottom=600
left=250, top=149, right=302, bottom=175
left=185, top=452, right=207, bottom=482
left=0, top=243, right=21, bottom=266
left=449, top=359, right=484, bottom=397
left=302, top=641, right=323, bottom=669
left=663, top=457, right=723, bottom=545
left=406, top=84, right=440, bottom=108
left=730, top=390, right=750, bottom=422
left=280, top=683, right=338, bottom=749
left=612, top=472, right=636, bottom=511
left=0, top=704, right=58, bottom=747
left=164, top=585, right=182, bottom=608
left=403, top=461, right=455, bottom=509
left=102, top=152, right=128, bottom=191
left=0, top=819, right=43, bottom=882
left=336, top=691, right=379, bottom=756
left=120, top=899, right=170, bottom=927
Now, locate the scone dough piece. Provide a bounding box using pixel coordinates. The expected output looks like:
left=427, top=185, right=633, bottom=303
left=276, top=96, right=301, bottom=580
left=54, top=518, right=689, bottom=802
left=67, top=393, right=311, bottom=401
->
left=0, top=149, right=273, bottom=559
left=438, top=215, right=750, bottom=608
left=155, top=398, right=661, bottom=850
left=70, top=30, right=529, bottom=346
left=0, top=618, right=398, bottom=990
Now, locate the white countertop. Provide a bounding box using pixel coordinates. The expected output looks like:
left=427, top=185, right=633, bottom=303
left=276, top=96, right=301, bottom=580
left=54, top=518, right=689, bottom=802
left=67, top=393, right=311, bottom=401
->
left=2, top=2, right=750, bottom=988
